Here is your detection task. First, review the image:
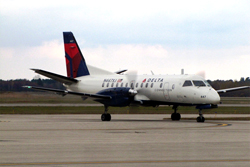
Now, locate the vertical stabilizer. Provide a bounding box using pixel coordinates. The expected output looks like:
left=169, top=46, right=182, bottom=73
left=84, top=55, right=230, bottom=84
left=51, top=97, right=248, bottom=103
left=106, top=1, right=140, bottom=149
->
left=63, top=32, right=90, bottom=78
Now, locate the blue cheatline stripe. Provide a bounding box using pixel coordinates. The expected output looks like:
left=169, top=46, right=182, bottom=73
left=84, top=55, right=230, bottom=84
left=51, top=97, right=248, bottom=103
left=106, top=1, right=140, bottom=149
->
left=65, top=52, right=73, bottom=78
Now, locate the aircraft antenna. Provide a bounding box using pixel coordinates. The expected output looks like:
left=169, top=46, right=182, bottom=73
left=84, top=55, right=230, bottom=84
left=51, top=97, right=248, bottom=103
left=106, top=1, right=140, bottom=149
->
left=181, top=69, right=184, bottom=75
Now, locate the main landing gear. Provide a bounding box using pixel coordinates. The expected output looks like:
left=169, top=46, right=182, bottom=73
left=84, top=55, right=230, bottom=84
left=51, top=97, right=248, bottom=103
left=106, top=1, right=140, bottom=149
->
left=101, top=105, right=111, bottom=121
left=197, top=109, right=205, bottom=122
left=170, top=105, right=205, bottom=122
left=171, top=105, right=181, bottom=121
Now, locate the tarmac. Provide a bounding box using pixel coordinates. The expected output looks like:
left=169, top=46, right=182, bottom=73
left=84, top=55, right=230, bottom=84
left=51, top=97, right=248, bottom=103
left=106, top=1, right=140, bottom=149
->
left=0, top=114, right=250, bottom=167
left=0, top=103, right=249, bottom=107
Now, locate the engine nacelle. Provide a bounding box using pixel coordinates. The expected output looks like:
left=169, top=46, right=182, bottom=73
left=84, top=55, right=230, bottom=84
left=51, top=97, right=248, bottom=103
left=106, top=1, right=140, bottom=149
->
left=95, top=87, right=134, bottom=107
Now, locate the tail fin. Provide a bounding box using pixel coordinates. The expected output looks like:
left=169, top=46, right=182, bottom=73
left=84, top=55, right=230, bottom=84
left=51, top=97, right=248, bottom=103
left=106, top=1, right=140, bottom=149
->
left=63, top=32, right=90, bottom=78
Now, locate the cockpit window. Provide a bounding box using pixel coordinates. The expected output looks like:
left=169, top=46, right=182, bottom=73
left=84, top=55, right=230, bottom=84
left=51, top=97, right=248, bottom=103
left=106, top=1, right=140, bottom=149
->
left=183, top=80, right=193, bottom=87
left=192, top=80, right=206, bottom=87
left=204, top=80, right=211, bottom=87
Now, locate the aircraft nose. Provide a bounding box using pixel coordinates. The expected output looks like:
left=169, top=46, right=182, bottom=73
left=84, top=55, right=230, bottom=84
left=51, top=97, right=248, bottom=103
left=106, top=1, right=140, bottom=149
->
left=208, top=88, right=221, bottom=104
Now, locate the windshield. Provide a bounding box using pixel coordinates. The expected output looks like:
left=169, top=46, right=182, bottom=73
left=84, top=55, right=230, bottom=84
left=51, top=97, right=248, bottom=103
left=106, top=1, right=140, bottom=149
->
left=192, top=80, right=206, bottom=87
left=204, top=80, right=211, bottom=87
left=183, top=80, right=193, bottom=87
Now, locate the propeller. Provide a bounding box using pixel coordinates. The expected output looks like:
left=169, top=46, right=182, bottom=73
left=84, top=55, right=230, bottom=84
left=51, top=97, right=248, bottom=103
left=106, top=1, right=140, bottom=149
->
left=126, top=70, right=138, bottom=96
left=125, top=70, right=139, bottom=114
left=196, top=70, right=206, bottom=79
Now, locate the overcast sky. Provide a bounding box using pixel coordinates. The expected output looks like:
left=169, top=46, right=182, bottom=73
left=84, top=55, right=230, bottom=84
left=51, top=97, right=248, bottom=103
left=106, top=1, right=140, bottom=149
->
left=0, top=0, right=249, bottom=81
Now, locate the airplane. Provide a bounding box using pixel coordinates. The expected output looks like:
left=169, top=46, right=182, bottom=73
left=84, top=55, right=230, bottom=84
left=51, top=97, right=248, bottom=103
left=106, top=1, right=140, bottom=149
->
left=24, top=32, right=250, bottom=122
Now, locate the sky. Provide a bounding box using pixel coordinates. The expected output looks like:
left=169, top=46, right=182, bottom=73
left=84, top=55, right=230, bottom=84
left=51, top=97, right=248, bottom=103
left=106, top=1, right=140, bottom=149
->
left=0, top=0, right=249, bottom=81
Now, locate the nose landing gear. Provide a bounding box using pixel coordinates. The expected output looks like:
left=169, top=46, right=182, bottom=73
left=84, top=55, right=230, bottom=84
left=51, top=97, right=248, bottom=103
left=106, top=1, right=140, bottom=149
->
left=197, top=109, right=205, bottom=122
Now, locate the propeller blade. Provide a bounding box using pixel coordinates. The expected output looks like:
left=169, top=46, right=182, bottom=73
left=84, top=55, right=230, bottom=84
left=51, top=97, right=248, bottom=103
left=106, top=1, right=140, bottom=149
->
left=196, top=70, right=206, bottom=79
left=126, top=70, right=138, bottom=90
left=125, top=70, right=140, bottom=114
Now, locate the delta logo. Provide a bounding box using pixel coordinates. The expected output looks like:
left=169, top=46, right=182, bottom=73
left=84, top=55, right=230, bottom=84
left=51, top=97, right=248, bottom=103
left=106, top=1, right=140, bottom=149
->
left=142, top=78, right=164, bottom=83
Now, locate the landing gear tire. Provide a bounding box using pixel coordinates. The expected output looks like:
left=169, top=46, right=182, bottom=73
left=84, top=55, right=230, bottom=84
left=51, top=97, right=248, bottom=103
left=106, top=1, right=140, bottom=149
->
left=196, top=116, right=205, bottom=122
left=171, top=105, right=181, bottom=121
left=101, top=113, right=111, bottom=121
left=171, top=113, right=181, bottom=121
left=101, top=105, right=111, bottom=121
left=196, top=109, right=205, bottom=122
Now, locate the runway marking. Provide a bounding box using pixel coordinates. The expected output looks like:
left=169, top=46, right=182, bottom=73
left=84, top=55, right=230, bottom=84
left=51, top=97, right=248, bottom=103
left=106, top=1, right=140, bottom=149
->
left=0, top=121, right=10, bottom=122
left=213, top=123, right=231, bottom=127
left=199, top=122, right=231, bottom=128
left=0, top=159, right=250, bottom=166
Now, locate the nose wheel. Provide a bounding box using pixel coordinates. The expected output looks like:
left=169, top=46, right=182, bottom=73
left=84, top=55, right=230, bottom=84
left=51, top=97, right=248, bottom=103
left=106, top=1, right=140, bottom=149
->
left=197, top=116, right=205, bottom=122
left=197, top=109, right=205, bottom=122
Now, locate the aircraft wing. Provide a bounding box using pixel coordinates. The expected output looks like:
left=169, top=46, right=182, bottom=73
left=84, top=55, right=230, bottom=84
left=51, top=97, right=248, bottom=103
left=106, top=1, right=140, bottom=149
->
left=23, top=86, right=112, bottom=99
left=31, top=69, right=78, bottom=85
left=216, top=86, right=250, bottom=93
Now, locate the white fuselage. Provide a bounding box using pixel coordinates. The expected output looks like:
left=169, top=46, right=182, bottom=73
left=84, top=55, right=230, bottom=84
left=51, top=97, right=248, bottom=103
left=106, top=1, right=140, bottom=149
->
left=66, top=74, right=220, bottom=105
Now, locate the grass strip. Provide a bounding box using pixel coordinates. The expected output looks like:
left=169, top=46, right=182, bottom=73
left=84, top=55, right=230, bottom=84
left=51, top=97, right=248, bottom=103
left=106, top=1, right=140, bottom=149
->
left=0, top=106, right=249, bottom=114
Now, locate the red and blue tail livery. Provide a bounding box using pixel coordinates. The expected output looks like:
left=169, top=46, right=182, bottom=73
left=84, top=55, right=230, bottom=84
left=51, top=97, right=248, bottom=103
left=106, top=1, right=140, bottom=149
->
left=63, top=32, right=90, bottom=78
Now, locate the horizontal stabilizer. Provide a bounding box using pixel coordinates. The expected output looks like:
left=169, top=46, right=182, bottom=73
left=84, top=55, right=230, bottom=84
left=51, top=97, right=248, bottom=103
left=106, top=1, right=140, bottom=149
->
left=114, top=69, right=128, bottom=74
left=217, top=86, right=250, bottom=93
left=23, top=86, right=112, bottom=99
left=31, top=69, right=78, bottom=85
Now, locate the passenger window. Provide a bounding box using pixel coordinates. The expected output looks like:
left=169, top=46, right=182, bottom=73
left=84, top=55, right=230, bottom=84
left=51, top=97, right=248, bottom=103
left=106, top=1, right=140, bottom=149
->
left=151, top=83, right=154, bottom=88
left=136, top=83, right=138, bottom=88
left=106, top=83, right=109, bottom=87
left=102, top=83, right=104, bottom=87
left=193, top=80, right=206, bottom=87
left=116, top=83, right=119, bottom=87
left=121, top=83, right=123, bottom=87
left=145, top=83, right=148, bottom=88
left=130, top=83, right=134, bottom=89
left=111, top=83, right=114, bottom=87
left=125, top=83, right=128, bottom=87
left=183, top=80, right=193, bottom=87
left=141, top=83, right=143, bottom=88
left=160, top=83, right=163, bottom=88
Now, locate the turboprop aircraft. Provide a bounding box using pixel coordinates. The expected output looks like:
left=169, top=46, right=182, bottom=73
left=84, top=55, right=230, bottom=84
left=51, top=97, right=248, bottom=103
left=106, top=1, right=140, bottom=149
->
left=24, top=32, right=250, bottom=122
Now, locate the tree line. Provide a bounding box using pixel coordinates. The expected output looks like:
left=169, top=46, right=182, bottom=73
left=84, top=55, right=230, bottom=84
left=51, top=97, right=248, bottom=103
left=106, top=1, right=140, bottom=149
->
left=207, top=77, right=250, bottom=97
left=0, top=78, right=249, bottom=97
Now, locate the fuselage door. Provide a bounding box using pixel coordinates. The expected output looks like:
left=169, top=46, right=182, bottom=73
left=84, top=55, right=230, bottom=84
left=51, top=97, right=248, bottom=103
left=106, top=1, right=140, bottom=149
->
left=163, top=82, right=170, bottom=101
